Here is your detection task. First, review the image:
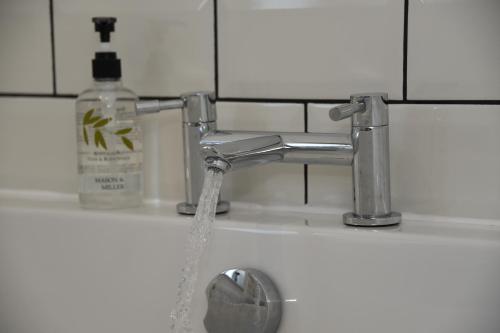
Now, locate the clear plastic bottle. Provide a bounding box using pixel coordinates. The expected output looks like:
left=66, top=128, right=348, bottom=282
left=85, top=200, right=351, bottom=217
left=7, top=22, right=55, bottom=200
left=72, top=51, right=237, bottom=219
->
left=76, top=17, right=142, bottom=209
left=76, top=80, right=142, bottom=209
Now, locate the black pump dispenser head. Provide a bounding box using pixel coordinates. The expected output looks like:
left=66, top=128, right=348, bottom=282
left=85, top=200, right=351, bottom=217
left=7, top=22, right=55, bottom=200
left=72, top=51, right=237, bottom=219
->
left=93, top=17, right=116, bottom=43
left=91, top=17, right=121, bottom=80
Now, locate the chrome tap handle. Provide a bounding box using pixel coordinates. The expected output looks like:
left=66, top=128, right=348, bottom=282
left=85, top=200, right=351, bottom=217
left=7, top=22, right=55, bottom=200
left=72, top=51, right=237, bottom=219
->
left=329, top=101, right=365, bottom=121
left=135, top=99, right=184, bottom=115
left=135, top=92, right=216, bottom=122
left=135, top=91, right=228, bottom=216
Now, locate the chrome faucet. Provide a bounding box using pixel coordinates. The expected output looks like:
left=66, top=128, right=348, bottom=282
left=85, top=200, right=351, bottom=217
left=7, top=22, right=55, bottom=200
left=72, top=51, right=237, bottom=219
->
left=136, top=92, right=229, bottom=215
left=136, top=92, right=401, bottom=226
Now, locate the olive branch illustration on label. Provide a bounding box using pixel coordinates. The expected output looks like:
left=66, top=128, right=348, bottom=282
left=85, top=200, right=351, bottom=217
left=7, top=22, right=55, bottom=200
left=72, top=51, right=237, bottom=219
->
left=82, top=108, right=134, bottom=151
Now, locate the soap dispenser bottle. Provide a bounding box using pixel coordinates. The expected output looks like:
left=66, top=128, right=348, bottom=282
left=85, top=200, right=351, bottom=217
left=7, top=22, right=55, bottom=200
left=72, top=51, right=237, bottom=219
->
left=76, top=17, right=143, bottom=209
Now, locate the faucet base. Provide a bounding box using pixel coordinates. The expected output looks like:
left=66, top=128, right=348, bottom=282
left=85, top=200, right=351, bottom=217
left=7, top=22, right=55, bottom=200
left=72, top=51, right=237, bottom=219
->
left=176, top=201, right=230, bottom=215
left=343, top=212, right=402, bottom=227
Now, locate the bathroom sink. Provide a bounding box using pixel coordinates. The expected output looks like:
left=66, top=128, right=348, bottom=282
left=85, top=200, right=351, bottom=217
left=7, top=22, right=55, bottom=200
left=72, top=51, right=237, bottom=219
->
left=1, top=192, right=500, bottom=333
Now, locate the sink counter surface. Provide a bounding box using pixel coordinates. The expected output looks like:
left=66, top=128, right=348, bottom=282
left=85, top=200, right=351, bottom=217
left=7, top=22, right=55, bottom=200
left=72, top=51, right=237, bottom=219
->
left=1, top=190, right=500, bottom=333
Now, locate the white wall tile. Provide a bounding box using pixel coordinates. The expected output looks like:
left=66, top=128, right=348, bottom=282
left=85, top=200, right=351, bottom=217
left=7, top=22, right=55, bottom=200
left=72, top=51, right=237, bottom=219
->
left=217, top=102, right=305, bottom=206
left=54, top=0, right=214, bottom=96
left=307, top=104, right=352, bottom=210
left=389, top=104, right=500, bottom=219
left=408, top=0, right=500, bottom=100
left=218, top=0, right=404, bottom=99
left=0, top=0, right=52, bottom=93
left=0, top=98, right=77, bottom=193
left=308, top=103, right=500, bottom=220
left=139, top=111, right=184, bottom=202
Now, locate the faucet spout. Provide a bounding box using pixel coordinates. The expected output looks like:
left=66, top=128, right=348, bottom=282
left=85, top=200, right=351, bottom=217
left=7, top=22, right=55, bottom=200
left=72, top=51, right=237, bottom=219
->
left=201, top=133, right=284, bottom=172
left=201, top=131, right=354, bottom=174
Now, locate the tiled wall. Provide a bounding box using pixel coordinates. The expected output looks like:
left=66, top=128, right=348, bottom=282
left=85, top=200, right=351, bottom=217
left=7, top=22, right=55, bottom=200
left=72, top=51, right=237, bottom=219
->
left=1, top=0, right=500, bottom=220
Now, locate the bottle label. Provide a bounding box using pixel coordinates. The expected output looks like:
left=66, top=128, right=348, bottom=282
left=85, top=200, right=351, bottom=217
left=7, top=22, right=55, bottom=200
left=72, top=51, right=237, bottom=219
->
left=79, top=173, right=142, bottom=192
left=76, top=102, right=143, bottom=194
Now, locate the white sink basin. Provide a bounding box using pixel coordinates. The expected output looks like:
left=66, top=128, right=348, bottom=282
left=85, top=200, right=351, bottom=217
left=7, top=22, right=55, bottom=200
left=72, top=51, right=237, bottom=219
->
left=1, top=192, right=500, bottom=333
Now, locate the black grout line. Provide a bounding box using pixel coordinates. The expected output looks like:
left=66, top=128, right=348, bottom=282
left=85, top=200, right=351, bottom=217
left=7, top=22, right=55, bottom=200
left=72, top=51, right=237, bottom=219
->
left=213, top=0, right=219, bottom=98
left=217, top=97, right=500, bottom=106
left=304, top=103, right=308, bottom=205
left=0, top=93, right=77, bottom=99
left=391, top=100, right=500, bottom=105
left=217, top=97, right=350, bottom=104
left=304, top=103, right=308, bottom=133
left=403, top=0, right=409, bottom=100
left=2, top=92, right=500, bottom=106
left=304, top=165, right=308, bottom=205
left=49, top=0, right=57, bottom=95
left=0, top=93, right=180, bottom=100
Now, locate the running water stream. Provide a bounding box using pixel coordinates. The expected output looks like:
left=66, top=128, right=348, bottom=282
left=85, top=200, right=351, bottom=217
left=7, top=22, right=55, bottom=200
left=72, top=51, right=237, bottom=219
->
left=170, top=168, right=225, bottom=333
